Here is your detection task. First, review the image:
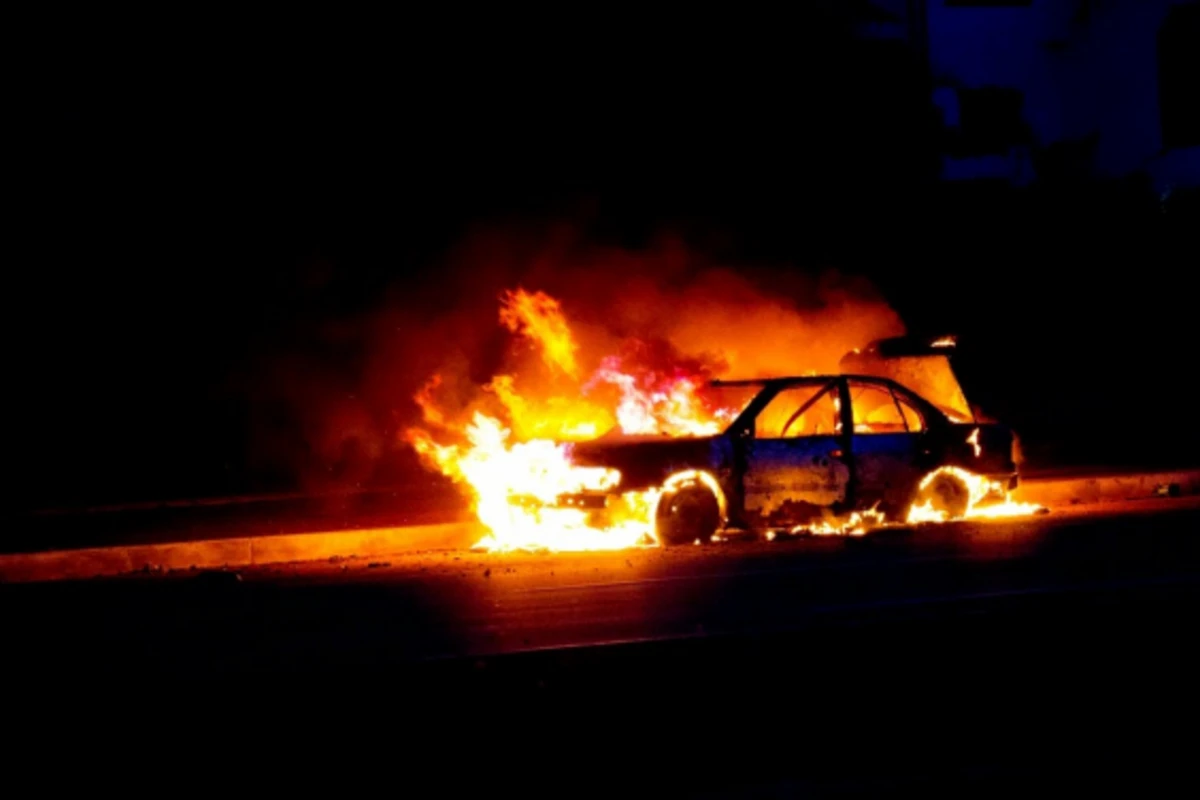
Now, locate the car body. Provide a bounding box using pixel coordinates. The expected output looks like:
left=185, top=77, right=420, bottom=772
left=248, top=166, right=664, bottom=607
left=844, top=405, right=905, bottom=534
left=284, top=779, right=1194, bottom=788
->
left=566, top=373, right=1018, bottom=544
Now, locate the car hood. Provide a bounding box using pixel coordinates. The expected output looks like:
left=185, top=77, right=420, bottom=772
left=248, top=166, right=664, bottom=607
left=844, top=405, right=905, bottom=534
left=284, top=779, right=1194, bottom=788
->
left=568, top=434, right=722, bottom=491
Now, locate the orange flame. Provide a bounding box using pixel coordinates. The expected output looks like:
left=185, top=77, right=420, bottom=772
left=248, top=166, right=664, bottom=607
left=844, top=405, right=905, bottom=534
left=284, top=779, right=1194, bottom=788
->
left=407, top=288, right=745, bottom=550
left=906, top=466, right=1042, bottom=523
left=411, top=411, right=656, bottom=551
left=498, top=288, right=580, bottom=378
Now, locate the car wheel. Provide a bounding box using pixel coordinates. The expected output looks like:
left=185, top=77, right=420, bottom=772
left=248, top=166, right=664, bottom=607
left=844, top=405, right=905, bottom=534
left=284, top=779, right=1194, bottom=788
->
left=656, top=483, right=720, bottom=546
left=915, top=471, right=971, bottom=520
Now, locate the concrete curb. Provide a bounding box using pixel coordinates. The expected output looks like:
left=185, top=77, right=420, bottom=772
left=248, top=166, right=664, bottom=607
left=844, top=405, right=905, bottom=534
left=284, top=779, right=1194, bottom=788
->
left=1013, top=469, right=1200, bottom=507
left=0, top=521, right=485, bottom=583
left=27, top=484, right=446, bottom=516
left=3, top=469, right=1198, bottom=584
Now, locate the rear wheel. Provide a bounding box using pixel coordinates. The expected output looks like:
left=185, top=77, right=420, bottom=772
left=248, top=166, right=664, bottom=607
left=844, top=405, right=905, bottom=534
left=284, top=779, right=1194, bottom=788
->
left=656, top=483, right=720, bottom=546
left=913, top=471, right=971, bottom=520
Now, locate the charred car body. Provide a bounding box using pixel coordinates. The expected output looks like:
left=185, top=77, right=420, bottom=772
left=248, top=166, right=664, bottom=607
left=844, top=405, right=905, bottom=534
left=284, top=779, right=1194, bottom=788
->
left=565, top=337, right=1019, bottom=545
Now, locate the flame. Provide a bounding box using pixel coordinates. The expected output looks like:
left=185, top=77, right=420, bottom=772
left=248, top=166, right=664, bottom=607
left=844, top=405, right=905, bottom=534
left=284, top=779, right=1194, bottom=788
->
left=791, top=506, right=886, bottom=537
left=784, top=466, right=1039, bottom=537
left=967, top=427, right=981, bottom=457
left=486, top=374, right=611, bottom=442
left=930, top=336, right=956, bottom=348
left=407, top=287, right=748, bottom=551
left=588, top=363, right=733, bottom=437
left=906, top=466, right=1042, bottom=524
left=498, top=288, right=580, bottom=378
left=411, top=412, right=658, bottom=551
left=413, top=374, right=447, bottom=427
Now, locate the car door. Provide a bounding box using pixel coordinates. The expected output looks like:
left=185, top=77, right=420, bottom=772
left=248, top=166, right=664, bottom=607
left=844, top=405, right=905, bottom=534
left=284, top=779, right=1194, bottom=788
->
left=741, top=380, right=850, bottom=524
left=846, top=379, right=928, bottom=513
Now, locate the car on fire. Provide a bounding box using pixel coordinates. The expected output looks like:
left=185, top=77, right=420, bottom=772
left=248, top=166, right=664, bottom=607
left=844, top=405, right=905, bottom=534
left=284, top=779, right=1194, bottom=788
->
left=565, top=337, right=1020, bottom=545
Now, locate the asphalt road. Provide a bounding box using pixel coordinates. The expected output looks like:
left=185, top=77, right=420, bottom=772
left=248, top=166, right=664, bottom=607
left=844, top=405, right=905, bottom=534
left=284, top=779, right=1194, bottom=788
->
left=5, top=496, right=1198, bottom=665
left=7, top=497, right=1198, bottom=793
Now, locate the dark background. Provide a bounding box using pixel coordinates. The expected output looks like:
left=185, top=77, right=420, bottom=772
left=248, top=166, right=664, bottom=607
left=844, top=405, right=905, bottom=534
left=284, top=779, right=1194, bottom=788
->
left=11, top=7, right=1198, bottom=510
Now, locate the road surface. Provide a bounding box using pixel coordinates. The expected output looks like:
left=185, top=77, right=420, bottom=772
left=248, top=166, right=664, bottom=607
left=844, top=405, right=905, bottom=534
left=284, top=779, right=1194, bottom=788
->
left=6, top=496, right=1198, bottom=793
left=6, top=495, right=1199, bottom=665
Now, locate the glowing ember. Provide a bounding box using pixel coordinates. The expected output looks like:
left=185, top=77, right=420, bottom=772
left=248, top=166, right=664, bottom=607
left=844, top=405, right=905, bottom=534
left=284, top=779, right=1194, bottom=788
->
left=967, top=427, right=981, bottom=457
left=930, top=336, right=956, bottom=348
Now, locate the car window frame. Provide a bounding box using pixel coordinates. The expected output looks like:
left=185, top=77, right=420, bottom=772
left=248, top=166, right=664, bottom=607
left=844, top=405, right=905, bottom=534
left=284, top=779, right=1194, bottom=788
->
left=736, top=378, right=842, bottom=440
left=890, top=386, right=927, bottom=434
left=846, top=379, right=910, bottom=435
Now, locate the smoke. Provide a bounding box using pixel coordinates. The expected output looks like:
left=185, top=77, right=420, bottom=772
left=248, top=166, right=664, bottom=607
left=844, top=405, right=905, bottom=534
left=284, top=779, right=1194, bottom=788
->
left=244, top=224, right=905, bottom=491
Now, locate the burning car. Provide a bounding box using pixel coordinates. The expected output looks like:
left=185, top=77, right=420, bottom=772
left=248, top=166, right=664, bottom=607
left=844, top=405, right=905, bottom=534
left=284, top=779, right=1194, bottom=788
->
left=561, top=338, right=1023, bottom=545
left=410, top=295, right=1039, bottom=551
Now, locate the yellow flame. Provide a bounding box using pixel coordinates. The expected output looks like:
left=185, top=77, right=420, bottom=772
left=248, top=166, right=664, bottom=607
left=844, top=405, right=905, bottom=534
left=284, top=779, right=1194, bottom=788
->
left=409, top=288, right=750, bottom=551
left=791, top=506, right=886, bottom=537
left=498, top=288, right=580, bottom=378
left=785, top=467, right=1041, bottom=535
left=413, top=412, right=658, bottom=552
left=604, top=373, right=727, bottom=437
left=487, top=374, right=612, bottom=442
left=906, top=466, right=1041, bottom=524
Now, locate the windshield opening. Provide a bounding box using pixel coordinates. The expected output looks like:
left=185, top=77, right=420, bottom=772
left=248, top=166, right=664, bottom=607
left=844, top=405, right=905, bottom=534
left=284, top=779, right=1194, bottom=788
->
left=595, top=382, right=761, bottom=439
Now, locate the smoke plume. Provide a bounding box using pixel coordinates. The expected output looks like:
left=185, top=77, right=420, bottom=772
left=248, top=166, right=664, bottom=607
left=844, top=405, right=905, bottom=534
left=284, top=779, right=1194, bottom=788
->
left=245, top=225, right=905, bottom=491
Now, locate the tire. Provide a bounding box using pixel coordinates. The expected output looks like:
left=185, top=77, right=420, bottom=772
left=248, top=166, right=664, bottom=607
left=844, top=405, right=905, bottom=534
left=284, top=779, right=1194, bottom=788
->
left=915, top=471, right=971, bottom=520
left=656, top=483, right=721, bottom=546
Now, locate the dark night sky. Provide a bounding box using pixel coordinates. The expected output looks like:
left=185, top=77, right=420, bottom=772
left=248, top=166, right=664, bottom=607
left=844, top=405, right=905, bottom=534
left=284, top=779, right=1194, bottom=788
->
left=11, top=8, right=1197, bottom=508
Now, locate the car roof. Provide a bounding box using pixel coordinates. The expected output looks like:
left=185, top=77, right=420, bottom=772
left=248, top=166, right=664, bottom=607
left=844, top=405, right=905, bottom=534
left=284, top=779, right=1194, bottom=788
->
left=710, top=374, right=899, bottom=388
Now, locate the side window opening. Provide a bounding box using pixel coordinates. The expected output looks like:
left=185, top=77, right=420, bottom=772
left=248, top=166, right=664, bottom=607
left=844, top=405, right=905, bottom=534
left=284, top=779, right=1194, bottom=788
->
left=849, top=381, right=925, bottom=434
left=894, top=392, right=926, bottom=433
left=755, top=383, right=841, bottom=439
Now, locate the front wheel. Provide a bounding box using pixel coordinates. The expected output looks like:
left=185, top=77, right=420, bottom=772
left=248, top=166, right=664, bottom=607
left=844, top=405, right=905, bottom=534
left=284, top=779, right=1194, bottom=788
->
left=655, top=483, right=720, bottom=546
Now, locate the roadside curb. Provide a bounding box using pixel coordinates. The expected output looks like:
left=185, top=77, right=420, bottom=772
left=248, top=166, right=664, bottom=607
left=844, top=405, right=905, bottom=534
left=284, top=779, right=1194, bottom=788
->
left=0, top=521, right=485, bottom=583
left=1013, top=469, right=1200, bottom=507
left=3, top=469, right=1199, bottom=584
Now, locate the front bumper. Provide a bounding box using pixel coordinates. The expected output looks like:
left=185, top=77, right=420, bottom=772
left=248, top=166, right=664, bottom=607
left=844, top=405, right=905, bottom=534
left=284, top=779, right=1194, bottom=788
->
left=509, top=492, right=609, bottom=510
left=554, top=492, right=609, bottom=510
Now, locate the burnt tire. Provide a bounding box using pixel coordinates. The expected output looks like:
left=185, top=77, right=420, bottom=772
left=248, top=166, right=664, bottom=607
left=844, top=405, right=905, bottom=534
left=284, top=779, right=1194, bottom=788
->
left=656, top=483, right=720, bottom=546
left=915, top=472, right=971, bottom=520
